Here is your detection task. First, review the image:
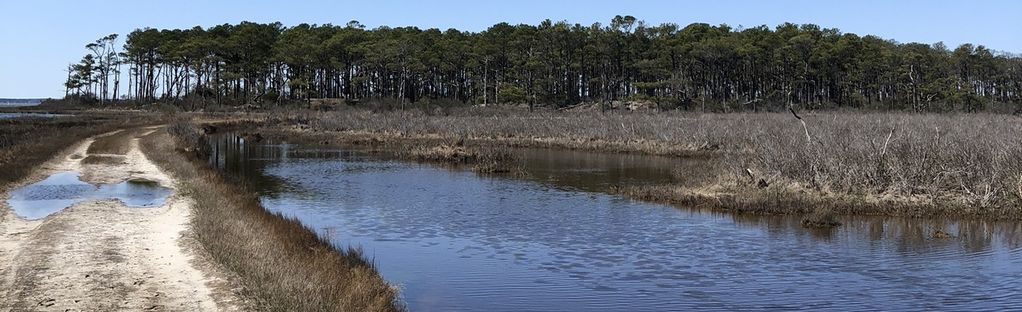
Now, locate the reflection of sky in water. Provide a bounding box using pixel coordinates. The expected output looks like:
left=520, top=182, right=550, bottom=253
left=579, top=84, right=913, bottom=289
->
left=207, top=135, right=1022, bottom=312
left=7, top=171, right=172, bottom=219
left=261, top=158, right=1022, bottom=311
left=0, top=100, right=42, bottom=107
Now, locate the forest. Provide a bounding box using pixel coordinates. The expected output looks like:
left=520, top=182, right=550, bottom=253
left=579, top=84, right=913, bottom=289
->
left=64, top=16, right=1022, bottom=112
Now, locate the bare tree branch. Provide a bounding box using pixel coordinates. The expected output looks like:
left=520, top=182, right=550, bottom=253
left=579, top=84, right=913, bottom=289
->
left=789, top=108, right=811, bottom=144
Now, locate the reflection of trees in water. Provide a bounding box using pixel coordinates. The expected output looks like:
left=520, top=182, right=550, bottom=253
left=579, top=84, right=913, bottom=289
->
left=957, top=220, right=993, bottom=253
left=202, top=134, right=296, bottom=197
left=880, top=218, right=1018, bottom=254
left=202, top=134, right=394, bottom=199
left=516, top=147, right=682, bottom=192
left=878, top=217, right=1010, bottom=253
left=727, top=212, right=1021, bottom=252
left=958, top=220, right=1022, bottom=253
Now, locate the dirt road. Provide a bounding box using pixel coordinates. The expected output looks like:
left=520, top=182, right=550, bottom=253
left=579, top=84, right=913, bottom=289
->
left=0, top=128, right=245, bottom=311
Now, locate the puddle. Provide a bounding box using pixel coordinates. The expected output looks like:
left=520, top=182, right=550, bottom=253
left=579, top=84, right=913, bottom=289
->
left=6, top=172, right=173, bottom=220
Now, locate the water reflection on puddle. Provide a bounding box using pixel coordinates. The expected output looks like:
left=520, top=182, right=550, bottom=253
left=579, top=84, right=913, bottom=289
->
left=6, top=171, right=172, bottom=219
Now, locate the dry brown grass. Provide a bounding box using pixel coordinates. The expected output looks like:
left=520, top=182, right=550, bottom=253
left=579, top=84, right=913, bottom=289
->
left=409, top=143, right=481, bottom=163
left=0, top=113, right=152, bottom=192
left=615, top=183, right=959, bottom=218
left=290, top=107, right=735, bottom=156
left=205, top=107, right=1022, bottom=218
left=139, top=125, right=401, bottom=312
left=719, top=112, right=1022, bottom=215
left=406, top=142, right=523, bottom=175
left=300, top=108, right=1022, bottom=218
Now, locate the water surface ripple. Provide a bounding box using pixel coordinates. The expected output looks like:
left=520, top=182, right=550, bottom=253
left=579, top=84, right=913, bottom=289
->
left=207, top=135, right=1022, bottom=311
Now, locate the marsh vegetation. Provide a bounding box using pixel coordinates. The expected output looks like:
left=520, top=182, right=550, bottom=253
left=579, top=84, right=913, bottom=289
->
left=194, top=122, right=1022, bottom=311
left=0, top=113, right=152, bottom=192
left=140, top=125, right=401, bottom=311
left=231, top=107, right=1022, bottom=220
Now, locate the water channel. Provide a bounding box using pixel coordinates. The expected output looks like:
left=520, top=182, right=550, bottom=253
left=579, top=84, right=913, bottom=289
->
left=205, top=134, right=1022, bottom=311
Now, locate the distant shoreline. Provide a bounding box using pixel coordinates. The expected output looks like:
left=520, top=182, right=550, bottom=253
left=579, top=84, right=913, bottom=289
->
left=0, top=99, right=45, bottom=107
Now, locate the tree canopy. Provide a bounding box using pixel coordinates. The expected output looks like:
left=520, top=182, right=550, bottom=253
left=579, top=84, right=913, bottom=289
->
left=65, top=17, right=1022, bottom=112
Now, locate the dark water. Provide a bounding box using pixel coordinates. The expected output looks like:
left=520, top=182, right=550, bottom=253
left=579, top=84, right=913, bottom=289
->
left=6, top=172, right=173, bottom=219
left=206, top=135, right=1022, bottom=311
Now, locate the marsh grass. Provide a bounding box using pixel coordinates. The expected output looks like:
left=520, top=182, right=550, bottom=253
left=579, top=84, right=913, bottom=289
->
left=0, top=114, right=150, bottom=192
left=139, top=125, right=401, bottom=312
left=295, top=107, right=736, bottom=156
left=408, top=143, right=480, bottom=164
left=284, top=107, right=1022, bottom=218
left=471, top=148, right=526, bottom=175
left=406, top=141, right=524, bottom=175
left=720, top=112, right=1022, bottom=216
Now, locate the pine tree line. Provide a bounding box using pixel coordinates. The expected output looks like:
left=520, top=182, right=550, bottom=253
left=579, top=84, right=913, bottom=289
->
left=65, top=16, right=1022, bottom=112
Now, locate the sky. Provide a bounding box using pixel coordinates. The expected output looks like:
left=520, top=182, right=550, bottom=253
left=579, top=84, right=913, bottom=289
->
left=1, top=0, right=1020, bottom=98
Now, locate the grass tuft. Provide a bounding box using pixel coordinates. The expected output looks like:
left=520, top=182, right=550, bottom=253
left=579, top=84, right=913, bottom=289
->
left=406, top=143, right=524, bottom=175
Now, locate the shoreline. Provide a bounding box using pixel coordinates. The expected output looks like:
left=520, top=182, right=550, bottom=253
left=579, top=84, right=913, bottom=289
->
left=141, top=125, right=402, bottom=311
left=215, top=122, right=1022, bottom=221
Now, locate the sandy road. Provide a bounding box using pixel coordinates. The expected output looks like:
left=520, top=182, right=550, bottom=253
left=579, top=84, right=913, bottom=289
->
left=0, top=128, right=245, bottom=311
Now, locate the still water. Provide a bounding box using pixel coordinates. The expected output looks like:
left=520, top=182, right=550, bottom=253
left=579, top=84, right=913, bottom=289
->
left=206, top=135, right=1022, bottom=311
left=7, top=171, right=172, bottom=219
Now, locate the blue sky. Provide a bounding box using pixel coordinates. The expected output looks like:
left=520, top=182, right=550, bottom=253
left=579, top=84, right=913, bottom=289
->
left=1, top=0, right=1020, bottom=98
